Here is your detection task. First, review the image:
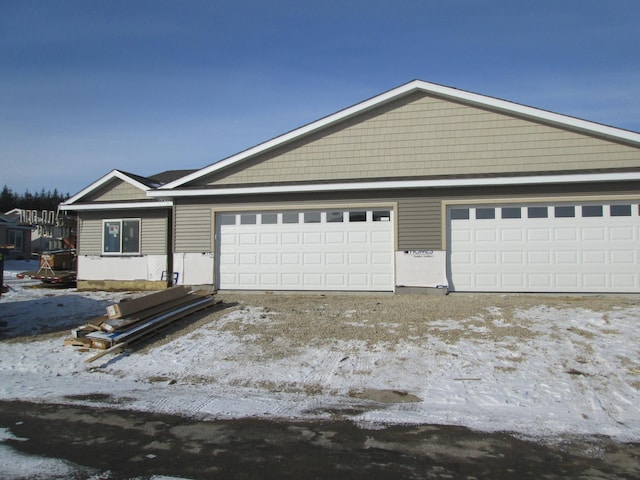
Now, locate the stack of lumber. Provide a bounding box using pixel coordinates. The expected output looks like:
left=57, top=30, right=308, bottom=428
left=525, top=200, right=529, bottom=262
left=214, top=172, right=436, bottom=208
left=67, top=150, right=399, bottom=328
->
left=66, top=286, right=219, bottom=363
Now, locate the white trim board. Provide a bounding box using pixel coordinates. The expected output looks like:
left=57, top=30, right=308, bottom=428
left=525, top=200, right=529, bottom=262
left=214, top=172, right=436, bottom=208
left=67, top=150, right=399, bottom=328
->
left=148, top=171, right=640, bottom=198
left=59, top=201, right=172, bottom=211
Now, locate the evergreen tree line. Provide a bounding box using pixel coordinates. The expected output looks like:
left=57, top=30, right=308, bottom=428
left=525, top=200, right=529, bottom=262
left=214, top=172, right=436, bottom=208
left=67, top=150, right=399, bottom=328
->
left=1, top=185, right=70, bottom=214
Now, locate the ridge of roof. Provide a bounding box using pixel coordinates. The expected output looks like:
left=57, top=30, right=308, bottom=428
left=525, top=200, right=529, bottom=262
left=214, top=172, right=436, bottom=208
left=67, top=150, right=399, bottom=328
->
left=160, top=79, right=640, bottom=190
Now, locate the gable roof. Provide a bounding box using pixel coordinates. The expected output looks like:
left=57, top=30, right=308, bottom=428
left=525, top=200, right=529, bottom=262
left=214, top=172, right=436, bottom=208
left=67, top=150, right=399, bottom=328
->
left=159, top=79, right=640, bottom=190
left=62, top=169, right=159, bottom=206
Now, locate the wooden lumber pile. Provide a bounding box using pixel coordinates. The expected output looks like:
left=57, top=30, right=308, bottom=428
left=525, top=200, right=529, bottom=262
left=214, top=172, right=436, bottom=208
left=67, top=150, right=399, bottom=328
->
left=65, top=286, right=219, bottom=363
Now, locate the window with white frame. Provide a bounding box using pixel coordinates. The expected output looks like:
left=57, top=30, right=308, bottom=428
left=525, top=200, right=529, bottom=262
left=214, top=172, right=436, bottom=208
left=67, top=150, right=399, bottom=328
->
left=103, top=219, right=140, bottom=254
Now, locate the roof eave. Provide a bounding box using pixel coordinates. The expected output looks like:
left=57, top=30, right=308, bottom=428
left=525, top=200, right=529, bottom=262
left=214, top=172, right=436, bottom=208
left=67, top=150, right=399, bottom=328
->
left=148, top=171, right=640, bottom=198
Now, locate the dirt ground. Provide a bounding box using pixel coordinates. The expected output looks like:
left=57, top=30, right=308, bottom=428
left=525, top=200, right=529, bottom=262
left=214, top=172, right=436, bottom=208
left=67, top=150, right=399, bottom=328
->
left=148, top=291, right=640, bottom=354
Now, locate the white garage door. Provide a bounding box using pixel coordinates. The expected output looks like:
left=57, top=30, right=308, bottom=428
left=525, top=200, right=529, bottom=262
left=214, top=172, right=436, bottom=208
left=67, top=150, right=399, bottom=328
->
left=448, top=202, right=640, bottom=293
left=216, top=208, right=394, bottom=291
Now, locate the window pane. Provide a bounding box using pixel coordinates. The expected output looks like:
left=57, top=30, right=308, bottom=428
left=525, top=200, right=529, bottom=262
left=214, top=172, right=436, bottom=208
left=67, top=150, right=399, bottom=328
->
left=261, top=213, right=277, bottom=224
left=582, top=205, right=603, bottom=217
left=240, top=214, right=256, bottom=224
left=349, top=211, right=367, bottom=222
left=555, top=206, right=575, bottom=218
left=104, top=221, right=121, bottom=253
left=8, top=230, right=23, bottom=252
left=450, top=208, right=469, bottom=220
left=304, top=211, right=321, bottom=223
left=327, top=211, right=343, bottom=223
left=610, top=205, right=631, bottom=217
left=219, top=214, right=236, bottom=225
left=501, top=207, right=521, bottom=219
left=476, top=208, right=495, bottom=219
left=373, top=210, right=390, bottom=222
left=528, top=206, right=548, bottom=218
left=283, top=212, right=299, bottom=224
left=122, top=220, right=140, bottom=253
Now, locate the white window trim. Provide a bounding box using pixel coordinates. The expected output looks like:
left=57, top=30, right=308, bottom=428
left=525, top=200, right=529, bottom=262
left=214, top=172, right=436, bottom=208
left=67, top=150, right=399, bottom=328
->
left=102, top=218, right=141, bottom=256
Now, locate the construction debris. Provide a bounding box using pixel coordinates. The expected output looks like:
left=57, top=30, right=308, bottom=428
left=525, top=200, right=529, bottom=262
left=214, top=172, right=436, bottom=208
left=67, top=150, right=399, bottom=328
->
left=17, top=249, right=77, bottom=284
left=65, top=285, right=220, bottom=363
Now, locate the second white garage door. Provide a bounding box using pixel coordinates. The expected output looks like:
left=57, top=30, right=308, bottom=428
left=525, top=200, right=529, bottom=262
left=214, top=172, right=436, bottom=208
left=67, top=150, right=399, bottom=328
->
left=448, top=201, right=640, bottom=293
left=216, top=208, right=394, bottom=291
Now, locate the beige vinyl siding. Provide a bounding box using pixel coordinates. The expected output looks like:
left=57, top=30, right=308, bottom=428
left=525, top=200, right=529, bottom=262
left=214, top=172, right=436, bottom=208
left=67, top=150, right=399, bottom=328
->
left=84, top=179, right=147, bottom=202
left=78, top=210, right=167, bottom=255
left=398, top=195, right=441, bottom=249
left=198, top=92, right=639, bottom=187
left=78, top=214, right=102, bottom=254
left=174, top=203, right=212, bottom=252
left=173, top=180, right=640, bottom=256
left=174, top=192, right=439, bottom=252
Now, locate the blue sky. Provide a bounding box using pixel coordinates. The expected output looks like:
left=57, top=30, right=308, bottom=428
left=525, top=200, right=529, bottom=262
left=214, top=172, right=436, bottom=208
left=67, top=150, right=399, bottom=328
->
left=1, top=0, right=639, bottom=196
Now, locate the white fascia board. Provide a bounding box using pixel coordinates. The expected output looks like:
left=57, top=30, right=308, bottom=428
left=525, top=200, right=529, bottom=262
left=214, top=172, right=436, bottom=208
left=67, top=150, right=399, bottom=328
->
left=63, top=170, right=153, bottom=206
left=148, top=171, right=640, bottom=198
left=59, top=201, right=172, bottom=211
left=160, top=80, right=640, bottom=190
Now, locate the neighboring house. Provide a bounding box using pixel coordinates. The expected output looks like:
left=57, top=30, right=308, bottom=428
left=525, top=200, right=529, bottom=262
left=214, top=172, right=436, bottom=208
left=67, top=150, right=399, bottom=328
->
left=60, top=80, right=640, bottom=293
left=4, top=208, right=77, bottom=254
left=0, top=212, right=33, bottom=259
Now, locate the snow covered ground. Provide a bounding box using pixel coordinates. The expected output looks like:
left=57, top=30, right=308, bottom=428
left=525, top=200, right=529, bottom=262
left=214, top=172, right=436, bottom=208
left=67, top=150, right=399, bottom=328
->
left=1, top=259, right=640, bottom=448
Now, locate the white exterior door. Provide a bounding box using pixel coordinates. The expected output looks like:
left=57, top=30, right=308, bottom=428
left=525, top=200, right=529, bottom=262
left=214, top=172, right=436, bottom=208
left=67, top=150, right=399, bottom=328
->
left=448, top=202, right=640, bottom=293
left=216, top=208, right=394, bottom=291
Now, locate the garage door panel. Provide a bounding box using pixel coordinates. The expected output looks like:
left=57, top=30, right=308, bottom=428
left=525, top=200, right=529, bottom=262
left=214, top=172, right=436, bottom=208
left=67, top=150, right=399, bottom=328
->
left=282, top=232, right=300, bottom=244
left=612, top=274, right=636, bottom=288
left=527, top=251, right=550, bottom=264
left=611, top=250, right=634, bottom=263
left=556, top=274, right=579, bottom=288
left=326, top=273, right=346, bottom=288
left=239, top=253, right=257, bottom=265
left=218, top=209, right=394, bottom=291
left=582, top=228, right=606, bottom=241
left=303, top=232, right=322, bottom=244
left=475, top=229, right=497, bottom=242
left=303, top=252, right=322, bottom=264
left=348, top=231, right=369, bottom=244
left=282, top=253, right=300, bottom=265
left=555, top=251, right=577, bottom=263
left=349, top=252, right=368, bottom=265
left=326, top=232, right=346, bottom=244
left=449, top=202, right=640, bottom=293
left=239, top=233, right=257, bottom=245
left=260, top=232, right=278, bottom=244
left=372, top=231, right=392, bottom=243
left=554, top=229, right=577, bottom=241
left=582, top=250, right=606, bottom=264
left=610, top=227, right=634, bottom=241
left=475, top=251, right=497, bottom=264
left=501, top=251, right=523, bottom=264
left=371, top=252, right=393, bottom=265
left=527, top=228, right=550, bottom=241
left=501, top=229, right=523, bottom=242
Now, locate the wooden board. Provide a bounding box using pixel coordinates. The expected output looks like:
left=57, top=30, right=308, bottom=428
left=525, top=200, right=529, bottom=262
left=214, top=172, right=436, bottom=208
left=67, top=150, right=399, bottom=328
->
left=106, top=285, right=190, bottom=319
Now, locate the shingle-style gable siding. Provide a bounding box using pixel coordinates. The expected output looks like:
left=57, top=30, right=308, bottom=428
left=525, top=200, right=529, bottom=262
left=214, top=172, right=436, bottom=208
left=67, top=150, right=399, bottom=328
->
left=197, top=91, right=639, bottom=187
left=83, top=179, right=148, bottom=202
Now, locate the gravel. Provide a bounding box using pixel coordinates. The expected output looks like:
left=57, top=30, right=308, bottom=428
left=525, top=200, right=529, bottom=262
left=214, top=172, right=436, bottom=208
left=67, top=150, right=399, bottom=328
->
left=201, top=292, right=639, bottom=353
